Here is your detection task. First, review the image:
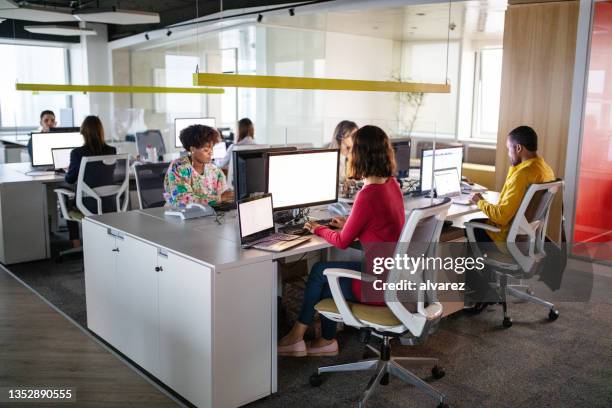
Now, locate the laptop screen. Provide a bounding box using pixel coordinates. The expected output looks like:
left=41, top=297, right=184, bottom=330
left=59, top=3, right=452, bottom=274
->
left=52, top=147, right=73, bottom=170
left=434, top=168, right=461, bottom=198
left=238, top=194, right=274, bottom=240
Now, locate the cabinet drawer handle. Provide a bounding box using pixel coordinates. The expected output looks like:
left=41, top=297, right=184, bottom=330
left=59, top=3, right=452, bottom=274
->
left=155, top=266, right=163, bottom=272
left=112, top=248, right=120, bottom=252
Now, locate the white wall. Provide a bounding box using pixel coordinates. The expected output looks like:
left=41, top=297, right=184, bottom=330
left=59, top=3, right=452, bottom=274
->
left=323, top=31, right=400, bottom=143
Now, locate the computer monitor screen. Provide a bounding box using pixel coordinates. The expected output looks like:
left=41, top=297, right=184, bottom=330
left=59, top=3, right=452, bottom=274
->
left=420, top=146, right=463, bottom=193
left=51, top=147, right=73, bottom=170
left=233, top=147, right=296, bottom=201
left=238, top=194, right=275, bottom=239
left=31, top=132, right=82, bottom=167
left=392, top=138, right=411, bottom=178
left=433, top=168, right=461, bottom=198
left=266, top=149, right=339, bottom=211
left=174, top=118, right=216, bottom=147
left=213, top=141, right=227, bottom=160
left=49, top=127, right=80, bottom=133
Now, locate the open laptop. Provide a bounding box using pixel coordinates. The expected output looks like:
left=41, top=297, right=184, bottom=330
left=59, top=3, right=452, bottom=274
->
left=237, top=194, right=310, bottom=252
left=51, top=147, right=73, bottom=172
left=433, top=168, right=472, bottom=205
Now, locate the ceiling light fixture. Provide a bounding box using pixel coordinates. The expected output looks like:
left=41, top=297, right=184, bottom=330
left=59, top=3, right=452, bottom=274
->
left=24, top=25, right=96, bottom=36
left=74, top=7, right=160, bottom=25
left=416, top=12, right=426, bottom=16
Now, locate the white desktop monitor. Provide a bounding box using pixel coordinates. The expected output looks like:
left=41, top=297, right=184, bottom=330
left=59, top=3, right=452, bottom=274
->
left=212, top=141, right=227, bottom=160
left=174, top=118, right=216, bottom=148
left=51, top=147, right=73, bottom=170
left=31, top=132, right=82, bottom=167
left=433, top=167, right=461, bottom=198
left=420, top=146, right=463, bottom=193
left=266, top=149, right=339, bottom=211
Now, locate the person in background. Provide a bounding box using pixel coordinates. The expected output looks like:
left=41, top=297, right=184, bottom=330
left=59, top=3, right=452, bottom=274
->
left=465, top=125, right=555, bottom=314
left=217, top=117, right=256, bottom=170
left=64, top=115, right=117, bottom=248
left=278, top=125, right=404, bottom=357
left=329, top=120, right=358, bottom=183
left=27, top=110, right=57, bottom=159
left=469, top=125, right=555, bottom=242
left=164, top=125, right=234, bottom=206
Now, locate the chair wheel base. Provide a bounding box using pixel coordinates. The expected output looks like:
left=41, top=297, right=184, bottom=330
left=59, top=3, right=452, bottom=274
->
left=432, top=365, right=445, bottom=380
left=503, top=317, right=513, bottom=328
left=310, top=373, right=323, bottom=387
left=548, top=308, right=559, bottom=321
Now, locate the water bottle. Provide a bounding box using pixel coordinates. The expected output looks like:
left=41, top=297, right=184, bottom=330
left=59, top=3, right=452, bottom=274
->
left=145, top=144, right=155, bottom=162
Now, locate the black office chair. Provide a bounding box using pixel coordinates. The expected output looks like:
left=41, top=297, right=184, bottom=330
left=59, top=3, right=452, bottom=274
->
left=134, top=162, right=170, bottom=209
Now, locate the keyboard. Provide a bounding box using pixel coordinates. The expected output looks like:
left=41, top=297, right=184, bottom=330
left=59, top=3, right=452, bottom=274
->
left=250, top=232, right=299, bottom=246
left=279, top=219, right=334, bottom=235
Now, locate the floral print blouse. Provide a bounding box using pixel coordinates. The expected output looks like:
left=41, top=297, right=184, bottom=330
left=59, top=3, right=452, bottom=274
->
left=163, top=156, right=229, bottom=207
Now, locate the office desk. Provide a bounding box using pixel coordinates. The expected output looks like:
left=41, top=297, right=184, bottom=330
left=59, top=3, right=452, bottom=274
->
left=82, top=192, right=499, bottom=408
left=0, top=162, right=64, bottom=264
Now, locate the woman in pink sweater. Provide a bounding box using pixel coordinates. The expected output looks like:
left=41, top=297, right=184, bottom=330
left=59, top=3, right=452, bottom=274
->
left=278, top=125, right=405, bottom=357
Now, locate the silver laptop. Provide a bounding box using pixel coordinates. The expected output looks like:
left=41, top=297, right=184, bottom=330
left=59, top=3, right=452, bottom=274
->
left=237, top=194, right=310, bottom=252
left=433, top=168, right=471, bottom=205
left=51, top=147, right=73, bottom=171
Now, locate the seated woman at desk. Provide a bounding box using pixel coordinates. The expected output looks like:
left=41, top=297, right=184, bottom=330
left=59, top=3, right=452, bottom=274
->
left=216, top=117, right=256, bottom=170
left=164, top=124, right=234, bottom=207
left=278, top=125, right=404, bottom=357
left=65, top=115, right=117, bottom=248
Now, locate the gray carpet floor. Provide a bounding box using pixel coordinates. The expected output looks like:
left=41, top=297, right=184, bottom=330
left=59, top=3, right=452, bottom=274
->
left=7, top=243, right=612, bottom=408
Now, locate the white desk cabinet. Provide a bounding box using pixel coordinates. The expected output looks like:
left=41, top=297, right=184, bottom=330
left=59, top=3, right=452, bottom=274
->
left=83, top=217, right=274, bottom=408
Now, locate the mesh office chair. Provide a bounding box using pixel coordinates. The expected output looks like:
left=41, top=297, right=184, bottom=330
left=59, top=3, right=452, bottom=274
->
left=134, top=162, right=169, bottom=209
left=464, top=179, right=564, bottom=328
left=310, top=198, right=452, bottom=408
left=135, top=130, right=166, bottom=160
left=54, top=154, right=130, bottom=258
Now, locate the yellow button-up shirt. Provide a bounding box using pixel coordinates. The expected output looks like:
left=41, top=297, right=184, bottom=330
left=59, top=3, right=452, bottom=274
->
left=477, top=156, right=555, bottom=241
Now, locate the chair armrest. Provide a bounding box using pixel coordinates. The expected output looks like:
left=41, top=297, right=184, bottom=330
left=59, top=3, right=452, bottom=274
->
left=54, top=188, right=75, bottom=199
left=464, top=221, right=500, bottom=243
left=464, top=221, right=500, bottom=232
left=323, top=268, right=376, bottom=282
left=323, top=268, right=367, bottom=328
left=54, top=188, right=75, bottom=221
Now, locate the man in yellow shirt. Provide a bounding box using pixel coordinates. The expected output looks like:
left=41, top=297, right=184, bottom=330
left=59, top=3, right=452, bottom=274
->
left=470, top=126, right=555, bottom=242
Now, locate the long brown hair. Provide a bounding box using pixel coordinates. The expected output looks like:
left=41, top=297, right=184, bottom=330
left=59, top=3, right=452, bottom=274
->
left=329, top=120, right=358, bottom=149
left=237, top=118, right=254, bottom=142
left=80, top=116, right=106, bottom=155
left=347, top=125, right=396, bottom=180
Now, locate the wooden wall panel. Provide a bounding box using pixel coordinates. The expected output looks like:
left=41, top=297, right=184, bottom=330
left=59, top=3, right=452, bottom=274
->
left=496, top=1, right=579, bottom=240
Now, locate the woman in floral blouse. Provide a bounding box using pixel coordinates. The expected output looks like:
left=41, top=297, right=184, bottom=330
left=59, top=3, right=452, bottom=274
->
left=164, top=125, right=234, bottom=207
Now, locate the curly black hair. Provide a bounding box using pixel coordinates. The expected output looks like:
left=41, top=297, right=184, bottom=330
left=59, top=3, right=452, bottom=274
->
left=179, top=125, right=220, bottom=152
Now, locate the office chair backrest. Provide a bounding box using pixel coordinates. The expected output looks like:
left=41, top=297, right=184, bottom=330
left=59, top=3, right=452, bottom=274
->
left=135, top=130, right=166, bottom=158
left=507, top=179, right=563, bottom=248
left=76, top=154, right=130, bottom=217
left=385, top=198, right=451, bottom=337
left=134, top=162, right=170, bottom=209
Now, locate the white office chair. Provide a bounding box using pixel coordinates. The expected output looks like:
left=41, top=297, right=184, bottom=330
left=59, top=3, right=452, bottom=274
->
left=464, top=179, right=564, bottom=327
left=55, top=154, right=130, bottom=259
left=310, top=198, right=452, bottom=408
